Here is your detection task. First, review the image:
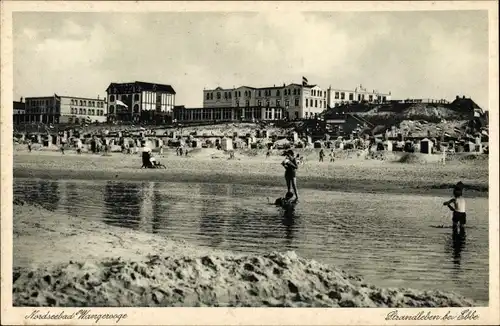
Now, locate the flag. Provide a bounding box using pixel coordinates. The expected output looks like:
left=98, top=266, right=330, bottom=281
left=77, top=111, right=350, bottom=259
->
left=116, top=100, right=128, bottom=108
left=302, top=76, right=308, bottom=86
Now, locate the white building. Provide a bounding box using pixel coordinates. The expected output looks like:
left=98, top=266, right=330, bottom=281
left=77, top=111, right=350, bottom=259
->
left=326, top=84, right=391, bottom=108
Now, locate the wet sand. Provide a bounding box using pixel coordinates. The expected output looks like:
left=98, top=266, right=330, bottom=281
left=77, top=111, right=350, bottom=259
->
left=13, top=203, right=475, bottom=307
left=13, top=150, right=488, bottom=196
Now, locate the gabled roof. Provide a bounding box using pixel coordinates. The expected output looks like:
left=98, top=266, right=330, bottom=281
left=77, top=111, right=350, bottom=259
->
left=106, top=81, right=176, bottom=94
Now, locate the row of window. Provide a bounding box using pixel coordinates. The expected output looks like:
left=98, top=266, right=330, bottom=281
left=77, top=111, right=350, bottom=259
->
left=206, top=88, right=303, bottom=101
left=305, top=98, right=326, bottom=109
left=28, top=99, right=52, bottom=107
left=70, top=108, right=105, bottom=116
left=311, top=90, right=325, bottom=98
left=70, top=99, right=105, bottom=108
left=334, top=92, right=355, bottom=100
left=109, top=93, right=174, bottom=103
left=332, top=92, right=387, bottom=102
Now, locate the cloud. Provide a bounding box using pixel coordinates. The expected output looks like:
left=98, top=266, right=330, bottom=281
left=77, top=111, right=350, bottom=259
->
left=13, top=11, right=489, bottom=109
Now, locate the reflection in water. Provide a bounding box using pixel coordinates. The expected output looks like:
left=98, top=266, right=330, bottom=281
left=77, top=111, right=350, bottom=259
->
left=103, top=182, right=143, bottom=229
left=16, top=180, right=59, bottom=211
left=450, top=228, right=467, bottom=266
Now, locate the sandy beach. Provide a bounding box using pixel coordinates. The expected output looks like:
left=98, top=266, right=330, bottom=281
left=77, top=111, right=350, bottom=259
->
left=13, top=202, right=476, bottom=307
left=13, top=147, right=488, bottom=197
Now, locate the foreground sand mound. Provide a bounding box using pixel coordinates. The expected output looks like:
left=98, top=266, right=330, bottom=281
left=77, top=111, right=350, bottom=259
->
left=13, top=252, right=473, bottom=307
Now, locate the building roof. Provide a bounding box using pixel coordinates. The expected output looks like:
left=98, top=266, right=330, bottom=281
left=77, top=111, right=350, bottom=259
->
left=13, top=101, right=25, bottom=110
left=106, top=81, right=176, bottom=94
left=25, top=95, right=106, bottom=101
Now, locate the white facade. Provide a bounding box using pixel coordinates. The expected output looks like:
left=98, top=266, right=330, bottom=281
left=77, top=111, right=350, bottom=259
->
left=327, top=84, right=392, bottom=108
left=203, top=82, right=326, bottom=119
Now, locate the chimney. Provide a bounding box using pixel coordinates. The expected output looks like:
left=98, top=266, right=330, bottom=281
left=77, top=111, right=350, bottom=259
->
left=97, top=95, right=100, bottom=100
left=20, top=97, right=23, bottom=102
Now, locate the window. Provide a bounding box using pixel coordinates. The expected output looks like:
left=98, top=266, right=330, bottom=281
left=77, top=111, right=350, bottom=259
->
left=305, top=99, right=308, bottom=107
left=295, top=98, right=299, bottom=106
left=369, top=95, right=373, bottom=102
left=382, top=96, right=387, bottom=102
left=134, top=104, right=139, bottom=113
left=109, top=95, right=115, bottom=102
left=266, top=100, right=270, bottom=107
left=228, top=92, right=232, bottom=99
left=335, top=92, right=339, bottom=99
left=265, top=108, right=272, bottom=120
left=276, top=90, right=280, bottom=96
left=257, top=100, right=262, bottom=106
left=276, top=99, right=281, bottom=107
left=79, top=108, right=82, bottom=114
left=275, top=109, right=281, bottom=120
left=135, top=94, right=140, bottom=101
left=285, top=100, right=289, bottom=107
left=236, top=100, right=240, bottom=107
left=315, top=100, right=318, bottom=107
left=297, top=89, right=301, bottom=95
left=349, top=93, right=354, bottom=101
left=109, top=105, right=114, bottom=114
left=245, top=100, right=249, bottom=107
left=341, top=92, right=345, bottom=100
left=293, top=89, right=296, bottom=95
left=258, top=90, right=261, bottom=97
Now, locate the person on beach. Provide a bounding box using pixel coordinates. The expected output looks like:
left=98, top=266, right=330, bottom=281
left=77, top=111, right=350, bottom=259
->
left=266, top=150, right=271, bottom=158
left=60, top=145, right=65, bottom=155
left=443, top=182, right=466, bottom=232
left=319, top=149, right=325, bottom=162
left=179, top=147, right=183, bottom=156
left=282, top=150, right=299, bottom=201
left=27, top=141, right=32, bottom=153
left=329, top=149, right=335, bottom=162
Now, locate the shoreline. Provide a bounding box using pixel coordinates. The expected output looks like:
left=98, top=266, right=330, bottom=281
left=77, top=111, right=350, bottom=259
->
left=13, top=202, right=478, bottom=307
left=13, top=151, right=489, bottom=197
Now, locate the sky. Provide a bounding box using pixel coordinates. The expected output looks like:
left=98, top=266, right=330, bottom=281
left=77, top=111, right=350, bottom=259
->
left=13, top=10, right=490, bottom=109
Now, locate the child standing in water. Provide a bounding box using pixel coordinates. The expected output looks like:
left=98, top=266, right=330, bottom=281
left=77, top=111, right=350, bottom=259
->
left=443, top=182, right=466, bottom=232
left=282, top=150, right=299, bottom=201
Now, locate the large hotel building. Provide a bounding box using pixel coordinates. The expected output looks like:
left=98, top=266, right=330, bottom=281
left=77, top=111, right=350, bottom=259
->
left=174, top=81, right=328, bottom=122
left=19, top=94, right=107, bottom=125
left=173, top=81, right=391, bottom=123
left=106, top=81, right=176, bottom=123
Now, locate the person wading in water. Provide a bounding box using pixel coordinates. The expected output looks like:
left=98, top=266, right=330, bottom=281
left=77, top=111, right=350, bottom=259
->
left=281, top=150, right=299, bottom=202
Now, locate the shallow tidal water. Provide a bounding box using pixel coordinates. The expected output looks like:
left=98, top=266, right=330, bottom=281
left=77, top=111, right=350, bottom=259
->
left=14, top=178, right=489, bottom=304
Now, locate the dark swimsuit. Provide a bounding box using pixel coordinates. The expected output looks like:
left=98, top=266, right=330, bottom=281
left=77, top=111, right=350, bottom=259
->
left=284, top=158, right=297, bottom=179
left=452, top=211, right=467, bottom=225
